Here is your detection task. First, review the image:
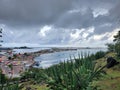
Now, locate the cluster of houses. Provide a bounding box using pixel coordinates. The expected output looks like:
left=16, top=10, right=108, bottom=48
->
left=0, top=48, right=13, bottom=62
left=0, top=48, right=34, bottom=78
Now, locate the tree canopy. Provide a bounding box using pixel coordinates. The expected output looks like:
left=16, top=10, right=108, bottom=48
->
left=113, top=30, right=120, bottom=43
left=107, top=30, right=120, bottom=57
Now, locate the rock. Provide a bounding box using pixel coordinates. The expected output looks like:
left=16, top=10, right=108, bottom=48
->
left=106, top=57, right=119, bottom=68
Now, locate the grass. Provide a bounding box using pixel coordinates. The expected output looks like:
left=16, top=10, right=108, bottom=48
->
left=94, top=52, right=120, bottom=90
left=20, top=52, right=106, bottom=90
left=20, top=52, right=120, bottom=90
left=21, top=83, right=48, bottom=90
left=96, top=69, right=120, bottom=90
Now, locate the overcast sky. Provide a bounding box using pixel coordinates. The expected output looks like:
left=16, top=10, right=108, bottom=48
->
left=0, top=0, right=120, bottom=47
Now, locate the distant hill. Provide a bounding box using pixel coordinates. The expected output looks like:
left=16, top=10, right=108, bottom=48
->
left=14, top=46, right=32, bottom=49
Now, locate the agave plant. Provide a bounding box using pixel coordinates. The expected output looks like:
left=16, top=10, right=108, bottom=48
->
left=44, top=53, right=106, bottom=90
left=20, top=52, right=106, bottom=90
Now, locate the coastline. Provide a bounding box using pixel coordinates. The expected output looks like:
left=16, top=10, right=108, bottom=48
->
left=0, top=47, right=107, bottom=78
left=0, top=47, right=78, bottom=78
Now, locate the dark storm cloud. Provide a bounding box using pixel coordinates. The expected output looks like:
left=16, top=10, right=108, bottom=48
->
left=0, top=0, right=69, bottom=27
left=93, top=1, right=120, bottom=34
left=0, top=0, right=73, bottom=26
left=54, top=8, right=94, bottom=29
left=109, top=2, right=120, bottom=23
left=54, top=0, right=120, bottom=33
left=0, top=0, right=120, bottom=46
left=0, top=0, right=119, bottom=27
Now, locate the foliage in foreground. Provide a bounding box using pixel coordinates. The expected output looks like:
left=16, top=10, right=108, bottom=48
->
left=94, top=52, right=120, bottom=90
left=106, top=30, right=120, bottom=57
left=0, top=70, right=22, bottom=90
left=21, top=52, right=106, bottom=90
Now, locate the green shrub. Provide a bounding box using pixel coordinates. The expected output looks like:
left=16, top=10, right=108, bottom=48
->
left=21, top=53, right=105, bottom=90
left=0, top=70, right=21, bottom=90
left=94, top=51, right=105, bottom=59
left=44, top=54, right=105, bottom=90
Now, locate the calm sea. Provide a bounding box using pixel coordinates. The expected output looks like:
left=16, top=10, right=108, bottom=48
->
left=33, top=48, right=107, bottom=68
left=13, top=47, right=50, bottom=54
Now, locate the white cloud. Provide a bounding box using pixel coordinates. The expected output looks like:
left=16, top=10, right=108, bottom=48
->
left=3, top=42, right=40, bottom=47
left=108, top=28, right=120, bottom=41
left=82, top=33, right=89, bottom=38
left=0, top=0, right=120, bottom=47
left=69, top=26, right=95, bottom=46
left=93, top=8, right=109, bottom=18
left=87, top=28, right=120, bottom=44
left=87, top=26, right=95, bottom=33
left=99, top=23, right=112, bottom=27
left=92, top=32, right=111, bottom=41
left=0, top=24, right=5, bottom=29
left=70, top=29, right=84, bottom=39
left=38, top=25, right=52, bottom=37
left=68, top=7, right=88, bottom=15
left=10, top=31, right=14, bottom=34
left=82, top=27, right=95, bottom=38
left=93, top=34, right=107, bottom=40
left=68, top=9, right=80, bottom=14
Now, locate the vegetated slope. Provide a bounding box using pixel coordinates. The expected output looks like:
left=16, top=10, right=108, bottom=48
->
left=20, top=51, right=106, bottom=90
left=94, top=52, right=120, bottom=90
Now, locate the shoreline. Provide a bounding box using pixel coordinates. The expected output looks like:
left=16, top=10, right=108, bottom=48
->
left=0, top=47, right=107, bottom=78
left=0, top=47, right=78, bottom=78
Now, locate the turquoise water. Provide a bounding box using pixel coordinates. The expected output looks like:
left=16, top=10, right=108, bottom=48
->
left=34, top=48, right=107, bottom=68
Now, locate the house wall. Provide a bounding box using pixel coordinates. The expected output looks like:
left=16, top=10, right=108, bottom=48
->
left=0, top=56, right=7, bottom=61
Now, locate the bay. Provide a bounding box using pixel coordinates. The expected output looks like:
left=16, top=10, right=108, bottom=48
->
left=34, top=48, right=107, bottom=68
left=13, top=47, right=50, bottom=54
